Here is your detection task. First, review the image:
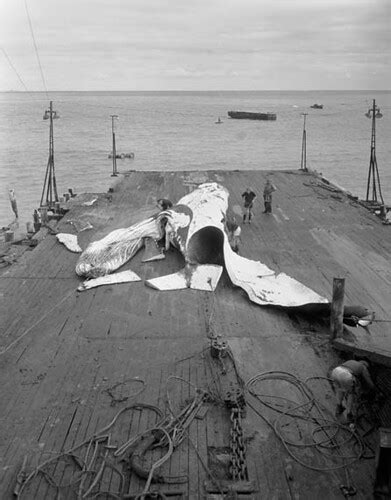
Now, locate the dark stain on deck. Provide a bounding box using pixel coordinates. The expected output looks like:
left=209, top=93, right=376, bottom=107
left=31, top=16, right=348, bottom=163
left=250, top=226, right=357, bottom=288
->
left=0, top=169, right=390, bottom=499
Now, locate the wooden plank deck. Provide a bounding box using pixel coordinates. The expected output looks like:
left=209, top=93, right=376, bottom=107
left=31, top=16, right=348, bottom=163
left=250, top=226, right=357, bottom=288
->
left=0, top=169, right=390, bottom=499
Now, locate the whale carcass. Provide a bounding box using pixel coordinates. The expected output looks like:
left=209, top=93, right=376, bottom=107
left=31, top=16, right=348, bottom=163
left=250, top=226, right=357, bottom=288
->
left=76, top=182, right=329, bottom=308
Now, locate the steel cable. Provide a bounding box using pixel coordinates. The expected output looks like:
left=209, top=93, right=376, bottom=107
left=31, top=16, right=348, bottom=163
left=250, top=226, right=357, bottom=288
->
left=24, top=0, right=49, bottom=98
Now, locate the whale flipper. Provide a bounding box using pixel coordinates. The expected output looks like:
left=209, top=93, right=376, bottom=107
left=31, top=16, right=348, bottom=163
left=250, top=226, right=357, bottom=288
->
left=223, top=239, right=328, bottom=308
left=146, top=264, right=223, bottom=291
left=78, top=269, right=142, bottom=291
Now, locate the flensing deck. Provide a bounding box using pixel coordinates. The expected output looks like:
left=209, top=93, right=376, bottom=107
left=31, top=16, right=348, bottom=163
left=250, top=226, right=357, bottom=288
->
left=0, top=169, right=390, bottom=499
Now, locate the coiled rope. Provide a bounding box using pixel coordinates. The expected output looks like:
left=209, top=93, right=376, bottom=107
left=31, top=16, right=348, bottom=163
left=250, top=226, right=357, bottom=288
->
left=246, top=370, right=365, bottom=472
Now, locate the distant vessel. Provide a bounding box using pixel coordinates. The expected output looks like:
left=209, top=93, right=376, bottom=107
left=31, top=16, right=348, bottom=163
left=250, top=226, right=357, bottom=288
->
left=310, top=104, right=323, bottom=109
left=215, top=117, right=223, bottom=124
left=108, top=152, right=135, bottom=159
left=228, top=111, right=277, bottom=121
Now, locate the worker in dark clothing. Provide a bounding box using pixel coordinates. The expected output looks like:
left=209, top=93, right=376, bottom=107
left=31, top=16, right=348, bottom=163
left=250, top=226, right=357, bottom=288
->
left=241, top=188, right=256, bottom=224
left=263, top=179, right=276, bottom=214
left=330, top=359, right=376, bottom=422
left=157, top=198, right=173, bottom=211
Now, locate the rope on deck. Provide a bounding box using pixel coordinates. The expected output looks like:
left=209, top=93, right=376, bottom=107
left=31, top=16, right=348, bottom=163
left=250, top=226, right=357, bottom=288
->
left=246, top=371, right=366, bottom=471
left=246, top=370, right=374, bottom=496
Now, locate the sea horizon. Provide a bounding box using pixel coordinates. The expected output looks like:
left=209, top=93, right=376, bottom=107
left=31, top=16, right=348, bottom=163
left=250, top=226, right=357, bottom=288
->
left=1, top=89, right=390, bottom=228
left=1, top=89, right=390, bottom=94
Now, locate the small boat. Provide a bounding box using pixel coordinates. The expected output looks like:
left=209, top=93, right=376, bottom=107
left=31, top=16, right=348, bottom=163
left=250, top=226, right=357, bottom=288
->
left=215, top=117, right=223, bottom=124
left=310, top=104, right=323, bottom=109
left=108, top=152, right=135, bottom=159
left=228, top=111, right=277, bottom=121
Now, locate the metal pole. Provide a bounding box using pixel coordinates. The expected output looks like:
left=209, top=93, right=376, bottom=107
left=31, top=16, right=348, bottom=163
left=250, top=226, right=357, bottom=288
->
left=111, top=115, right=118, bottom=177
left=366, top=100, right=376, bottom=201
left=40, top=101, right=59, bottom=209
left=365, top=99, right=384, bottom=204
left=48, top=101, right=54, bottom=207
left=40, top=104, right=51, bottom=207
left=50, top=101, right=59, bottom=207
left=300, top=113, right=308, bottom=171
left=371, top=100, right=377, bottom=202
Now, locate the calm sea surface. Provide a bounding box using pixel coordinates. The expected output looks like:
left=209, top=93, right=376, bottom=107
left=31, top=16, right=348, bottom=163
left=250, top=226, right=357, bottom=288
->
left=0, top=90, right=390, bottom=228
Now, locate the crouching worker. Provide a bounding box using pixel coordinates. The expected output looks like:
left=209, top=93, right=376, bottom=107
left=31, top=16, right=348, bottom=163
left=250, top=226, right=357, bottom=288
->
left=330, top=359, right=376, bottom=422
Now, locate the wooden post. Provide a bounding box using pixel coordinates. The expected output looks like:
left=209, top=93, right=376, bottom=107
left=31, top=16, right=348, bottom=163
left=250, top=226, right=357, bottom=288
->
left=330, top=277, right=345, bottom=339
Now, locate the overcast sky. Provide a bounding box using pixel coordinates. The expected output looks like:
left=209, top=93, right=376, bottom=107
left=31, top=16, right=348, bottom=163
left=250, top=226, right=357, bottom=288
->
left=0, top=0, right=390, bottom=91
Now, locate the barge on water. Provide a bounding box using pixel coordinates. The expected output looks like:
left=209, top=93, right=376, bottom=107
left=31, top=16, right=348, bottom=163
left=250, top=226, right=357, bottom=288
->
left=228, top=110, right=277, bottom=120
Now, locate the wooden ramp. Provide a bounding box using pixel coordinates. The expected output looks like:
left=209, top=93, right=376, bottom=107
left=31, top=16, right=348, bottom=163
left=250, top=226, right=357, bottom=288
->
left=0, top=169, right=390, bottom=499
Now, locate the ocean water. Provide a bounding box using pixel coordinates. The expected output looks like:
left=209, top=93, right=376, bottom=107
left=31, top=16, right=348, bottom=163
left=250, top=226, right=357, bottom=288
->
left=0, top=90, right=390, bottom=228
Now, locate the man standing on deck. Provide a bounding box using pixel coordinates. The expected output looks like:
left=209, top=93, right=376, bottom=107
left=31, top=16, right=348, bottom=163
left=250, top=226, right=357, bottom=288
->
left=330, top=359, right=376, bottom=422
left=9, top=189, right=18, bottom=219
left=241, top=188, right=256, bottom=224
left=263, top=179, right=276, bottom=214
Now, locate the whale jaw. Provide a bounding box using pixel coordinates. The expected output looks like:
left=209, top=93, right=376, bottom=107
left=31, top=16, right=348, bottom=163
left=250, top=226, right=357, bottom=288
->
left=186, top=226, right=225, bottom=265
